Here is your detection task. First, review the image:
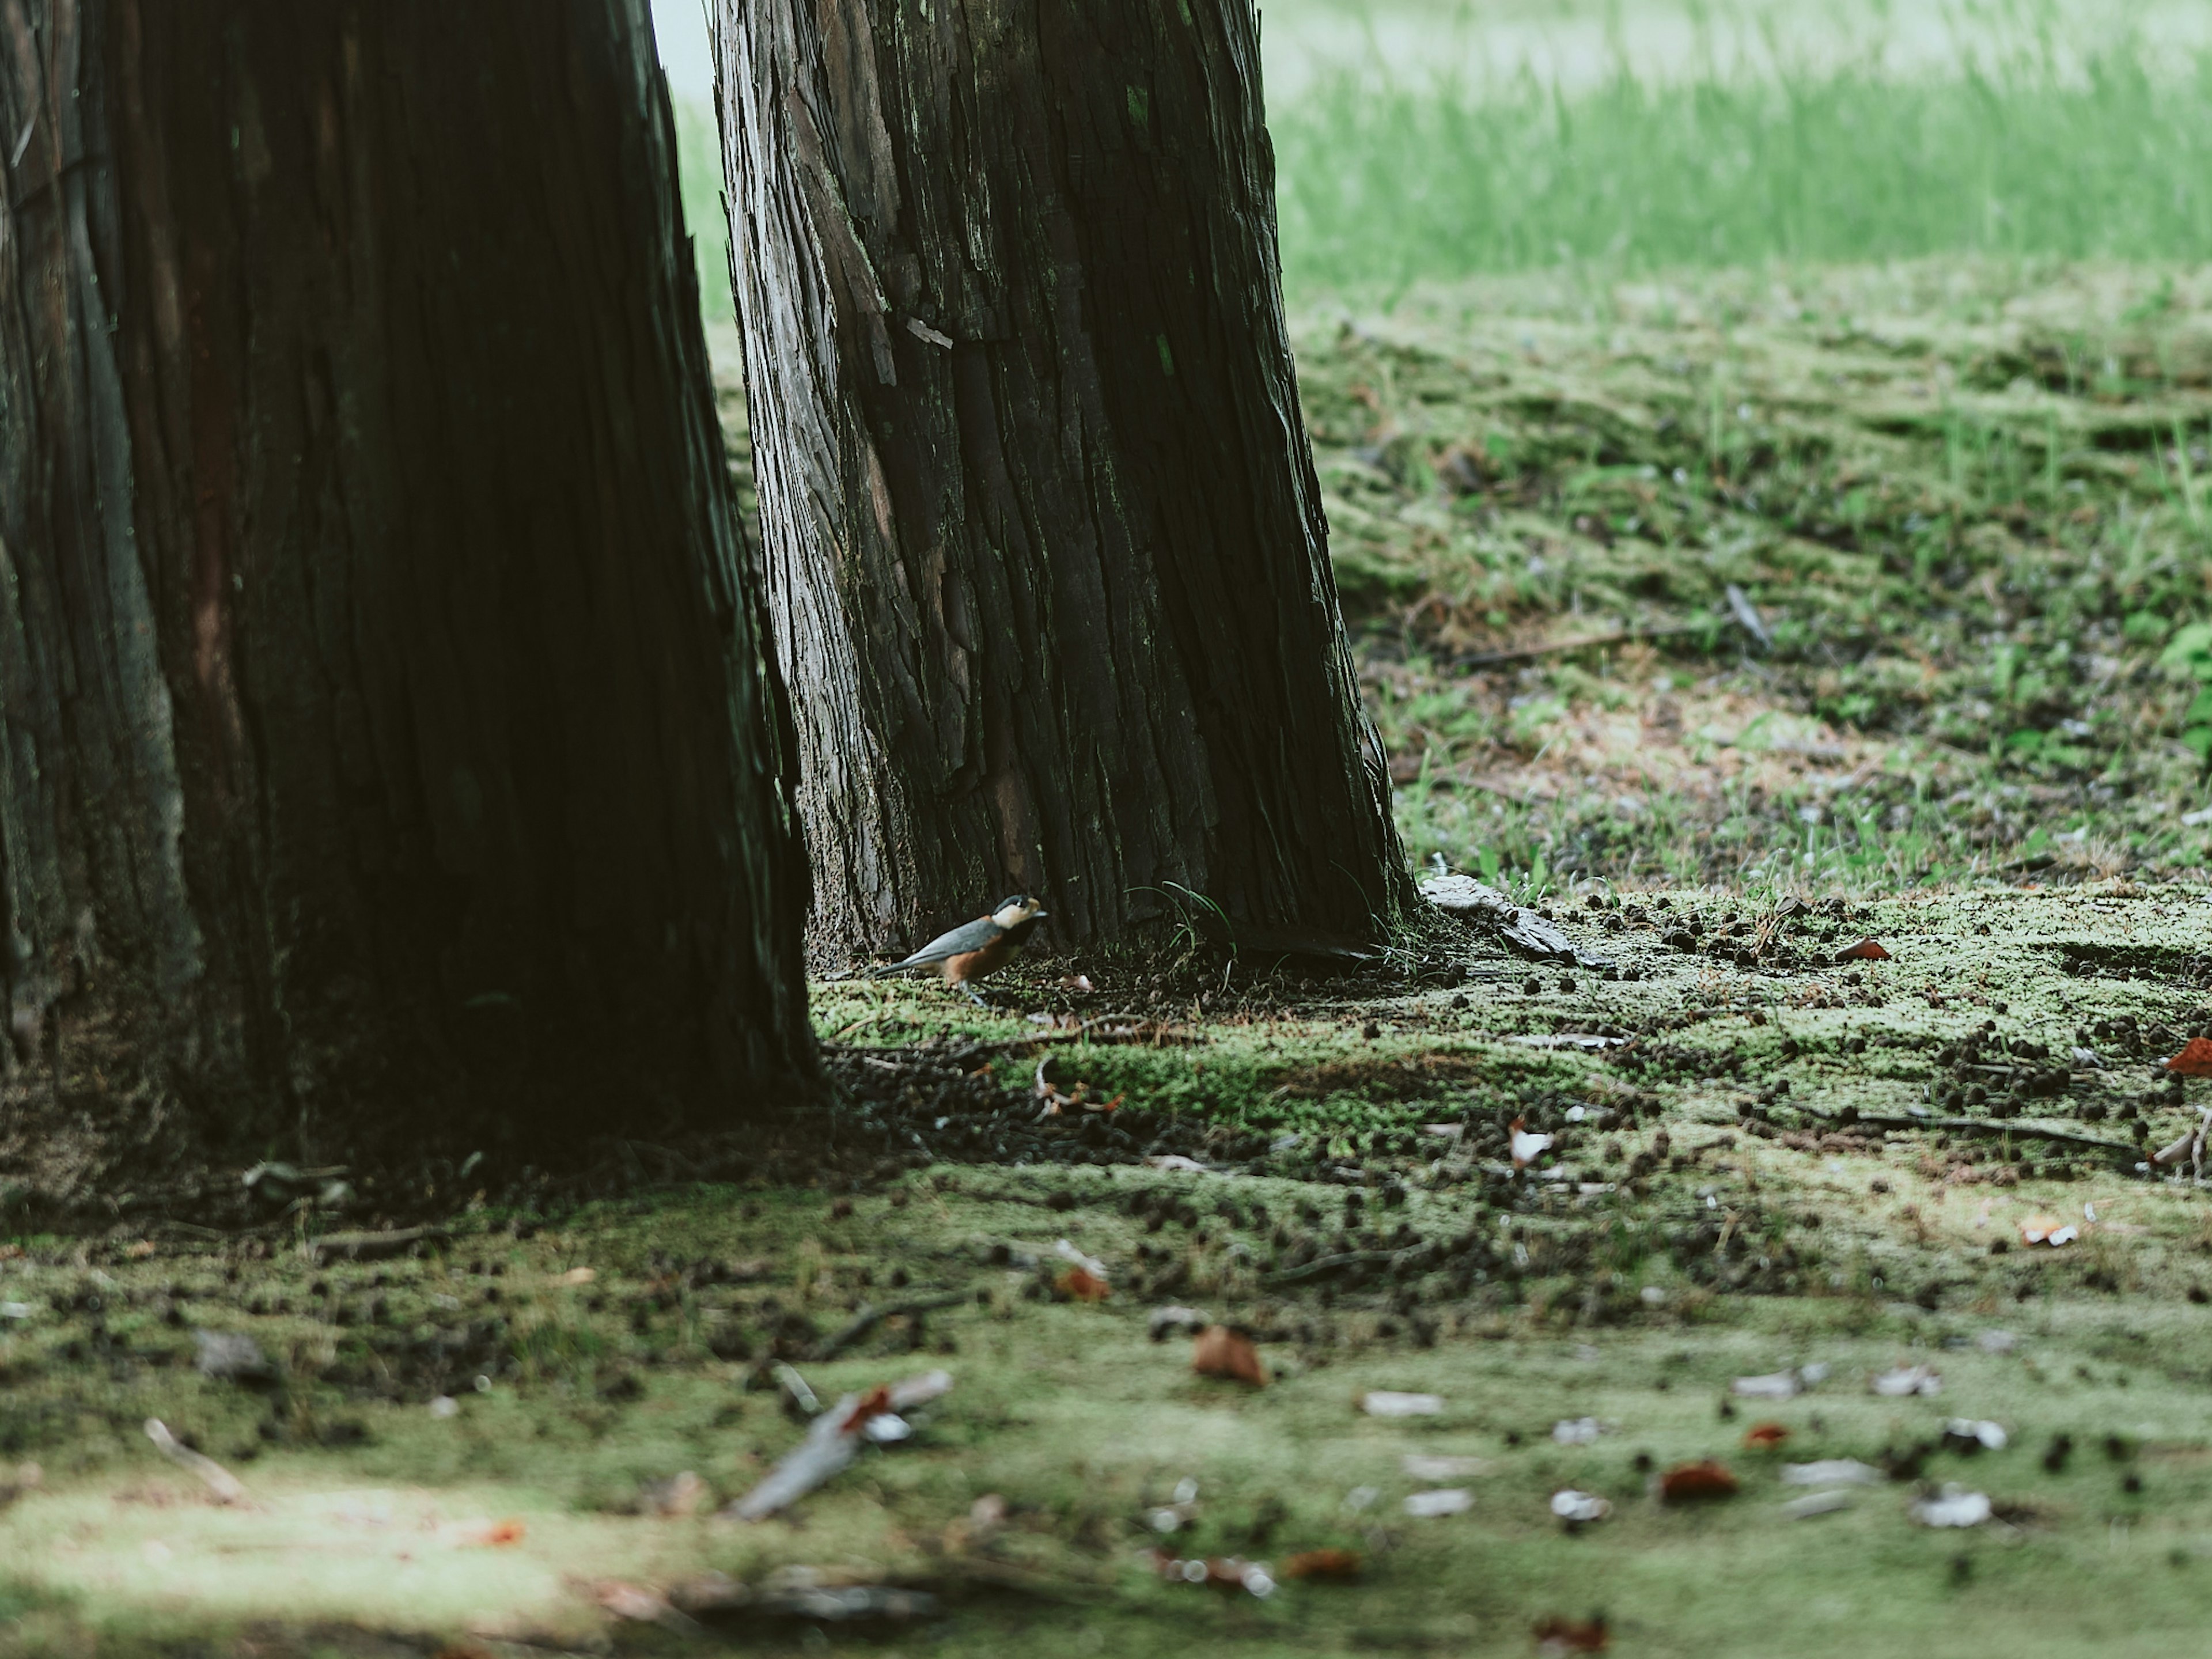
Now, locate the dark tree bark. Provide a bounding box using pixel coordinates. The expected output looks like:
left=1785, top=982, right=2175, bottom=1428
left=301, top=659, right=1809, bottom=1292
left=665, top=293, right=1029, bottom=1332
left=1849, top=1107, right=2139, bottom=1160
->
left=0, top=0, right=816, bottom=1199
left=718, top=0, right=1413, bottom=968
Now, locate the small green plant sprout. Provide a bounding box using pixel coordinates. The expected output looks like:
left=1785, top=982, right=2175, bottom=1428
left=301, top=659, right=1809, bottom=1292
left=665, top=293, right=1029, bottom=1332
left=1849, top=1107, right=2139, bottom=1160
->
left=2160, top=623, right=2212, bottom=764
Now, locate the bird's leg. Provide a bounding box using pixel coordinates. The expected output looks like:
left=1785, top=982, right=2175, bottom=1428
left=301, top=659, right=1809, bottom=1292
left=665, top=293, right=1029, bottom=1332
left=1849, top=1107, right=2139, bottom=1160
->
left=956, top=980, right=991, bottom=1010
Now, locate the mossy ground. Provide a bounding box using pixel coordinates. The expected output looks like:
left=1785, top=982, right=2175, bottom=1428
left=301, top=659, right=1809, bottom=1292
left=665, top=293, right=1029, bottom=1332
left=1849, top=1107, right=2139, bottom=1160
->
left=7, top=877, right=2212, bottom=1656
left=15, top=256, right=2212, bottom=1657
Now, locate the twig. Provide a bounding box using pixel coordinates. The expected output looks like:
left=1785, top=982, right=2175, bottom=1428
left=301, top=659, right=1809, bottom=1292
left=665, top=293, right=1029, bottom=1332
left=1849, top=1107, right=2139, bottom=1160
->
left=145, top=1418, right=249, bottom=1505
left=1452, top=623, right=1698, bottom=670
left=1791, top=1105, right=2141, bottom=1158
left=1263, top=1248, right=1410, bottom=1287
left=304, top=1224, right=448, bottom=1263
left=1725, top=584, right=1772, bottom=650
left=816, top=1291, right=972, bottom=1360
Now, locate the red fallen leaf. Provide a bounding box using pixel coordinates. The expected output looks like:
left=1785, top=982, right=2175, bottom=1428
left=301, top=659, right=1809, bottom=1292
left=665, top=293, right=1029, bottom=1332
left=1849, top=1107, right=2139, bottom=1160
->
left=1743, top=1422, right=1790, bottom=1450
left=1055, top=1266, right=1111, bottom=1302
left=838, top=1384, right=894, bottom=1431
left=477, top=1517, right=527, bottom=1546
left=1659, top=1459, right=1740, bottom=1502
left=1281, top=1547, right=1363, bottom=1584
left=1836, top=938, right=1892, bottom=961
left=1533, top=1613, right=1611, bottom=1654
left=2165, top=1037, right=2212, bottom=1078
left=1192, top=1324, right=1267, bottom=1387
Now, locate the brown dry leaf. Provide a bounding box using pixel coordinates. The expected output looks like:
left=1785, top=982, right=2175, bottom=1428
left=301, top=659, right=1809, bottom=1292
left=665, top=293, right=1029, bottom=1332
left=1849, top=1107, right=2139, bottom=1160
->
left=1055, top=1266, right=1111, bottom=1302
left=1658, top=1460, right=1740, bottom=1502
left=1835, top=938, right=1892, bottom=961
left=1743, top=1422, right=1790, bottom=1450
left=1534, top=1613, right=1611, bottom=1654
left=2165, top=1037, right=2212, bottom=1077
left=1281, top=1547, right=1363, bottom=1584
left=1191, top=1325, right=1266, bottom=1387
left=556, top=1267, right=596, bottom=1286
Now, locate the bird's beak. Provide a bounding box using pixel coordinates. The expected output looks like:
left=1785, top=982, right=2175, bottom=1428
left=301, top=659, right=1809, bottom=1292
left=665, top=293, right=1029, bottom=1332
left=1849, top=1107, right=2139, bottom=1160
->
left=1032, top=908, right=1049, bottom=919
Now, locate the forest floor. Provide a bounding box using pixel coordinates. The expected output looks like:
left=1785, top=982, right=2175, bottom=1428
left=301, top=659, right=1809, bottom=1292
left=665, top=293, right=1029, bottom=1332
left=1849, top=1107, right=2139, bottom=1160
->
left=7, top=260, right=2212, bottom=1657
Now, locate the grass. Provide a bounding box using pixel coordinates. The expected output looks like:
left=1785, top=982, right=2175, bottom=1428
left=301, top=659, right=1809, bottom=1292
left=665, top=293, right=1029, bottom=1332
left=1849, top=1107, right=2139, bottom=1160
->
left=1296, top=259, right=2212, bottom=891
left=1271, top=4, right=2212, bottom=297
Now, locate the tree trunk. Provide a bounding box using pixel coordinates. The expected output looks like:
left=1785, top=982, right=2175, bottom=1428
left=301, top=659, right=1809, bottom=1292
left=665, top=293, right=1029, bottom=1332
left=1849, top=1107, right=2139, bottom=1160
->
left=0, top=0, right=817, bottom=1202
left=717, top=0, right=1412, bottom=968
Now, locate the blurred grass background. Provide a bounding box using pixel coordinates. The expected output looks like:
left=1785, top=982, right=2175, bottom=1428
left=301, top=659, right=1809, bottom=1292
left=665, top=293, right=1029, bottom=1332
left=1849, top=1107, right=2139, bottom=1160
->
left=1273, top=9, right=2212, bottom=295
left=657, top=0, right=2212, bottom=308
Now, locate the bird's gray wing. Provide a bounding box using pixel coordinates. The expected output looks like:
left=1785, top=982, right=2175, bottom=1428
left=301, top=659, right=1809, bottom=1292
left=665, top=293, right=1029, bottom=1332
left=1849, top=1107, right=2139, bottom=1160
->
left=875, top=915, right=999, bottom=972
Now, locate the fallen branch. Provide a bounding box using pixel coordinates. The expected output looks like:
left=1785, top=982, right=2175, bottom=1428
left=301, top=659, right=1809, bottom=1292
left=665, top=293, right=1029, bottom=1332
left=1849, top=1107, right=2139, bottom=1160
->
left=144, top=1418, right=249, bottom=1505
left=817, top=1291, right=972, bottom=1360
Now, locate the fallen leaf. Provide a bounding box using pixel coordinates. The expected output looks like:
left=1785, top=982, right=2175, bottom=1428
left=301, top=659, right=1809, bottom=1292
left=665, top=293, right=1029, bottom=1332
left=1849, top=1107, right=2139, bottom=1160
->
left=1055, top=1266, right=1111, bottom=1302
left=1782, top=1489, right=1854, bottom=1519
left=1910, top=1484, right=1992, bottom=1527
left=2019, top=1215, right=2077, bottom=1247
left=1942, top=1419, right=2008, bottom=1453
left=1730, top=1369, right=1800, bottom=1400
left=1871, top=1364, right=1942, bottom=1396
left=1835, top=938, right=1892, bottom=961
left=1280, top=1547, right=1363, bottom=1584
left=1359, top=1389, right=1444, bottom=1416
left=1744, top=1422, right=1790, bottom=1450
left=1550, top=1488, right=1612, bottom=1524
left=1781, top=1459, right=1880, bottom=1487
left=556, top=1267, right=596, bottom=1286
left=1658, top=1460, right=1740, bottom=1502
left=2165, top=1037, right=2212, bottom=1077
left=1403, top=1487, right=1474, bottom=1517
left=1192, top=1325, right=1266, bottom=1386
left=1402, top=1454, right=1489, bottom=1480
left=1510, top=1115, right=1555, bottom=1170
left=1533, top=1613, right=1611, bottom=1654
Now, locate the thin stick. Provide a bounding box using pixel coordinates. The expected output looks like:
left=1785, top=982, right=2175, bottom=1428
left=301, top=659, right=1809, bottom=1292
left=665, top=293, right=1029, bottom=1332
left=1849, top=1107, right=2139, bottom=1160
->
left=1791, top=1105, right=2141, bottom=1158
left=816, top=1291, right=973, bottom=1360
left=1452, top=623, right=1698, bottom=671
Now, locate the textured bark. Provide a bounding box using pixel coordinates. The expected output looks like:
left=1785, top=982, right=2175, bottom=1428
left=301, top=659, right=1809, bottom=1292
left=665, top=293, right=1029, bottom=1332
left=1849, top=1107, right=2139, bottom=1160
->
left=718, top=0, right=1414, bottom=968
left=0, top=0, right=816, bottom=1194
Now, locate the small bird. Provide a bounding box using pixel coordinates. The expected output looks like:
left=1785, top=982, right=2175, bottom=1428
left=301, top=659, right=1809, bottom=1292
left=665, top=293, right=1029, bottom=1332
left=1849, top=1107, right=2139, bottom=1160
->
left=869, top=895, right=1048, bottom=1006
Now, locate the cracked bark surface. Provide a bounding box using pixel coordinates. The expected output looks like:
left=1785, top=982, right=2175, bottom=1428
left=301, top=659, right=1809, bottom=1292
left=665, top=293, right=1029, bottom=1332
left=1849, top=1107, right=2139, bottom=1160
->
left=0, top=0, right=817, bottom=1198
left=718, top=0, right=1413, bottom=970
